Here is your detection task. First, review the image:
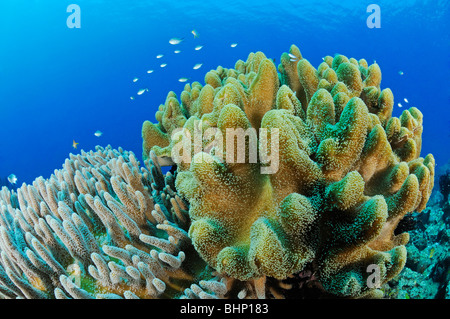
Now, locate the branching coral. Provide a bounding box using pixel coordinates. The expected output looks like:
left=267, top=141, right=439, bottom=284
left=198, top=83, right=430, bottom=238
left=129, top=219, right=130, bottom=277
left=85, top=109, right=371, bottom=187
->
left=142, top=44, right=435, bottom=298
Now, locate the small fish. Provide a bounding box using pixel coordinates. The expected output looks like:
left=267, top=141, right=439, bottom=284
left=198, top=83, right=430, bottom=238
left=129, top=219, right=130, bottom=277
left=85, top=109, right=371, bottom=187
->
left=130, top=96, right=135, bottom=100
left=288, top=53, right=298, bottom=59
left=398, top=103, right=402, bottom=108
left=7, top=174, right=17, bottom=184
left=429, top=247, right=435, bottom=258
left=133, top=77, right=139, bottom=82
left=94, top=130, right=103, bottom=137
left=192, top=29, right=199, bottom=38
left=404, top=98, right=409, bottom=103
left=399, top=71, right=404, bottom=75
left=231, top=43, right=238, bottom=48
left=137, top=88, right=148, bottom=95
left=147, top=70, right=154, bottom=74
left=178, top=77, right=189, bottom=82
left=160, top=63, right=167, bottom=68
left=174, top=50, right=181, bottom=54
left=290, top=58, right=298, bottom=62
left=195, top=45, right=203, bottom=51
left=193, top=63, right=203, bottom=70
left=156, top=54, right=164, bottom=59
left=73, top=140, right=79, bottom=149
left=169, top=37, right=184, bottom=45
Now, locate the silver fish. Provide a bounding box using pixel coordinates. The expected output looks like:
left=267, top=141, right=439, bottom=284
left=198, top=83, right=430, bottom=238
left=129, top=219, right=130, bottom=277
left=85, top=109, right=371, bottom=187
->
left=7, top=174, right=17, bottom=184
left=169, top=37, right=184, bottom=45
left=137, top=88, right=148, bottom=95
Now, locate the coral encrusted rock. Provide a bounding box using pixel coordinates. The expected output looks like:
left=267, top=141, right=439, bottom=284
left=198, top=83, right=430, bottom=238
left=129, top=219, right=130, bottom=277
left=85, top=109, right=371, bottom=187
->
left=142, top=44, right=435, bottom=298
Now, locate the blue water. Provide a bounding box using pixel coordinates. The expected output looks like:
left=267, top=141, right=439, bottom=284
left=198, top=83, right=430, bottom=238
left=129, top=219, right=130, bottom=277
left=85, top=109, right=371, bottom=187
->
left=0, top=0, right=449, bottom=186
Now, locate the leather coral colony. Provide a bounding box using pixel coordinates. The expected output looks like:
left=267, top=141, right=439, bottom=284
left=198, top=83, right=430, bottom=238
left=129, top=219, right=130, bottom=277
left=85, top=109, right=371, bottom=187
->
left=0, top=44, right=434, bottom=299
left=0, top=146, right=209, bottom=299
left=142, top=44, right=435, bottom=298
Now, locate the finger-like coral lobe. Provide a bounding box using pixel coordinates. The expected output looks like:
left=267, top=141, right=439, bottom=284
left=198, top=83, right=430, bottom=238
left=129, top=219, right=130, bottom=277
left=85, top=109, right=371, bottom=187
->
left=142, top=44, right=435, bottom=298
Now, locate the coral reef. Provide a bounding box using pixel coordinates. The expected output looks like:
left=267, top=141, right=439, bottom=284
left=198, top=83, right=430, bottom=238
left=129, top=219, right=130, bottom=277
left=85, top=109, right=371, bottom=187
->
left=142, top=44, right=435, bottom=298
left=0, top=145, right=299, bottom=299
left=0, top=145, right=211, bottom=299
left=383, top=190, right=449, bottom=299
left=382, top=165, right=450, bottom=299
left=437, top=161, right=450, bottom=222
left=0, top=44, right=437, bottom=299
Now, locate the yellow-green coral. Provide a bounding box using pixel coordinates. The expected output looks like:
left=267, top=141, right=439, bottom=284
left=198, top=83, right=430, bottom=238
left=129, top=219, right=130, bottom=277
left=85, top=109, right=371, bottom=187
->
left=141, top=44, right=435, bottom=298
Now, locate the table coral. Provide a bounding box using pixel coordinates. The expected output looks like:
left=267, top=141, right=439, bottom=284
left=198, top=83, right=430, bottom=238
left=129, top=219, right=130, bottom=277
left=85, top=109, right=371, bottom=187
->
left=142, top=44, right=435, bottom=298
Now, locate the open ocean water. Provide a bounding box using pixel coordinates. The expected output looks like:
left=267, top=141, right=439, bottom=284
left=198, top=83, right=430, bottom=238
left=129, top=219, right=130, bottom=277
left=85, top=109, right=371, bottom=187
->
left=0, top=0, right=448, bottom=186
